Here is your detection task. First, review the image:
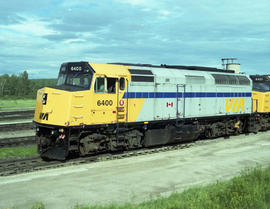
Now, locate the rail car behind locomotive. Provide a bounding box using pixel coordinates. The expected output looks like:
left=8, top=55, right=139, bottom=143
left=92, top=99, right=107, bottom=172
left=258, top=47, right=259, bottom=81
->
left=250, top=74, right=270, bottom=130
left=34, top=62, right=259, bottom=160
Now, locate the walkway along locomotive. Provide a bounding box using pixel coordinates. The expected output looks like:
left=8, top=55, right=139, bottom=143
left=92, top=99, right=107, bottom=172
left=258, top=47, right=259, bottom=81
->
left=33, top=62, right=270, bottom=160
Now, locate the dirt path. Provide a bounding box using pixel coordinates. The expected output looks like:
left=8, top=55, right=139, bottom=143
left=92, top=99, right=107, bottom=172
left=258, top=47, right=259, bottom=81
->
left=0, top=132, right=270, bottom=209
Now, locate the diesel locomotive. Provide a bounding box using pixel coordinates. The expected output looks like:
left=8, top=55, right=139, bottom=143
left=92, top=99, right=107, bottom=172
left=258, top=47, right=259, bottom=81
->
left=33, top=62, right=270, bottom=160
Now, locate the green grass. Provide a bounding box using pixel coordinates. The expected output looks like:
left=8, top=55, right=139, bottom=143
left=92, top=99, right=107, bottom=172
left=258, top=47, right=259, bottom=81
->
left=30, top=202, right=45, bottom=209
left=3, top=164, right=270, bottom=209
left=0, top=145, right=38, bottom=160
left=0, top=99, right=36, bottom=111
left=73, top=165, right=270, bottom=209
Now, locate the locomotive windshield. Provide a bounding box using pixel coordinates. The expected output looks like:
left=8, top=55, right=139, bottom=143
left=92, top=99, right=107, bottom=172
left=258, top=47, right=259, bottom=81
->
left=253, top=81, right=270, bottom=92
left=56, top=62, right=94, bottom=91
left=251, top=75, right=270, bottom=92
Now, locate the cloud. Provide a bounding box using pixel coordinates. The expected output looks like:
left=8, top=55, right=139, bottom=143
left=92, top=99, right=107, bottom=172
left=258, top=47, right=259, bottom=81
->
left=43, top=33, right=79, bottom=41
left=116, top=0, right=150, bottom=6
left=0, top=0, right=57, bottom=25
left=0, top=0, right=269, bottom=78
left=1, top=17, right=54, bottom=37
left=0, top=14, right=25, bottom=25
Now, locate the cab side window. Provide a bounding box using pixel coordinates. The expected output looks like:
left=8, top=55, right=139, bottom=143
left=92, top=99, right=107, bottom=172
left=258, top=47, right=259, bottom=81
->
left=107, top=78, right=116, bottom=93
left=120, top=77, right=125, bottom=90
left=94, top=77, right=105, bottom=93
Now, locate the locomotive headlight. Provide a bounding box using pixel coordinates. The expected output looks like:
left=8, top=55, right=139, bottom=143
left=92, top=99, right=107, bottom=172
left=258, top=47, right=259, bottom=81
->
left=42, top=93, right=47, bottom=105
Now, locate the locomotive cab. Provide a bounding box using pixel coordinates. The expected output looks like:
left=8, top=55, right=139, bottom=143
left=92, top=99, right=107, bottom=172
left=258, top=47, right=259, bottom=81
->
left=34, top=62, right=94, bottom=126
left=34, top=62, right=130, bottom=160
left=250, top=75, right=270, bottom=113
left=34, top=62, right=95, bottom=159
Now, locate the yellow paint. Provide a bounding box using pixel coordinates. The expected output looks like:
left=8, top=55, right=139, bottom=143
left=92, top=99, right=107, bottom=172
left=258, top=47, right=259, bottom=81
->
left=237, top=98, right=245, bottom=111
left=225, top=99, right=234, bottom=112
left=34, top=87, right=73, bottom=126
left=226, top=98, right=245, bottom=112
left=252, top=91, right=270, bottom=113
left=34, top=62, right=147, bottom=127
left=90, top=63, right=130, bottom=77
left=127, top=98, right=146, bottom=122
left=234, top=121, right=240, bottom=129
left=232, top=98, right=239, bottom=111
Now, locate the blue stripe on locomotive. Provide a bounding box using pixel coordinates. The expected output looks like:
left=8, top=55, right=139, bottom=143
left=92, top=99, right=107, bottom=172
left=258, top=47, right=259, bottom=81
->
left=123, top=92, right=252, bottom=99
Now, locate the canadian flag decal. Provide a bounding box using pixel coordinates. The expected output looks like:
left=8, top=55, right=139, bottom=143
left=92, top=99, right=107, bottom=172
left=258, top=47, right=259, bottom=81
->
left=166, top=102, right=173, bottom=107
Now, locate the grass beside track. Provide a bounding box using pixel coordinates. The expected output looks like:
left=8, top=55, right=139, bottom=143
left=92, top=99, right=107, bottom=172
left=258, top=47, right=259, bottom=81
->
left=72, top=165, right=270, bottom=209
left=0, top=145, right=38, bottom=160
left=0, top=99, right=35, bottom=111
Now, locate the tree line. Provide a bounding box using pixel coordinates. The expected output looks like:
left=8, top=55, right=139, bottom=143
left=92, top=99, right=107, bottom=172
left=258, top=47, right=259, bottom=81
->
left=0, top=71, right=57, bottom=99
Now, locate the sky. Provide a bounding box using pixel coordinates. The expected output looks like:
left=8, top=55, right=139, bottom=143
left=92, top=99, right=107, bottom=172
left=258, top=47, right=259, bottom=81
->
left=0, top=0, right=269, bottom=78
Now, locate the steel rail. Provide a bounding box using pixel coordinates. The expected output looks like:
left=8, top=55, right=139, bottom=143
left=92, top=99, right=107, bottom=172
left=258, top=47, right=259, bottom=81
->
left=0, top=142, right=194, bottom=176
left=0, top=110, right=34, bottom=121
left=1, top=131, right=267, bottom=177
left=0, top=136, right=36, bottom=148
left=0, top=122, right=34, bottom=132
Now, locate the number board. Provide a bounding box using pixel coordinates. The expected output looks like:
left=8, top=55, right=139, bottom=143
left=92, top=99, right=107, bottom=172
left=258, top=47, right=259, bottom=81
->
left=70, top=66, right=83, bottom=72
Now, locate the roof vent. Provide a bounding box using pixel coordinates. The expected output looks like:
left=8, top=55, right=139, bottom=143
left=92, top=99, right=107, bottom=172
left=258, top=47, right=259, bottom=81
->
left=221, top=58, right=240, bottom=74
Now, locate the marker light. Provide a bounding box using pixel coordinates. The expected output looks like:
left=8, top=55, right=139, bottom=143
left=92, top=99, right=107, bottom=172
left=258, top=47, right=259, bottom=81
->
left=42, top=93, right=47, bottom=105
left=59, top=128, right=64, bottom=133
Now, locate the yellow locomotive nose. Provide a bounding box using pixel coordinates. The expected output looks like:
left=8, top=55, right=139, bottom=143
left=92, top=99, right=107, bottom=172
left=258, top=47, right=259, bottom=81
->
left=34, top=87, right=72, bottom=127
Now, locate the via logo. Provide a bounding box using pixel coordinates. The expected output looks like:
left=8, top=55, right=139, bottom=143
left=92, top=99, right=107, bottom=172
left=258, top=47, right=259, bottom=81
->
left=39, top=113, right=49, bottom=120
left=226, top=98, right=245, bottom=112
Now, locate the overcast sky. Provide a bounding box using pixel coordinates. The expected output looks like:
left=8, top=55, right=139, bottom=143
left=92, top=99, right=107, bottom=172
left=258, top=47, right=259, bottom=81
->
left=0, top=0, right=269, bottom=78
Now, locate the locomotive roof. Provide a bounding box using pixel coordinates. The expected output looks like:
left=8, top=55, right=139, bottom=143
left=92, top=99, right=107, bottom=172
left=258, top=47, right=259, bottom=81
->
left=89, top=62, right=130, bottom=77
left=110, top=63, right=235, bottom=74
left=63, top=61, right=235, bottom=75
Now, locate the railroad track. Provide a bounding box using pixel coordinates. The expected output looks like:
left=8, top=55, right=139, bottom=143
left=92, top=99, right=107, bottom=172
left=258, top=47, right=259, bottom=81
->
left=1, top=131, right=266, bottom=177
left=0, top=111, right=35, bottom=147
left=0, top=136, right=36, bottom=148
left=0, top=121, right=34, bottom=132
left=0, top=110, right=34, bottom=121
left=0, top=142, right=193, bottom=176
